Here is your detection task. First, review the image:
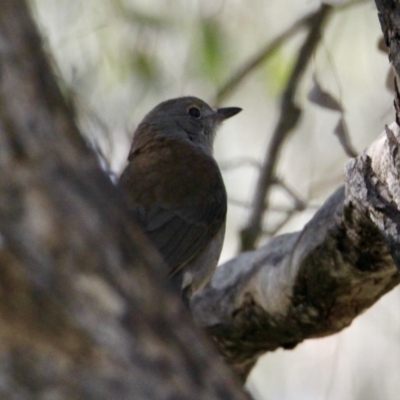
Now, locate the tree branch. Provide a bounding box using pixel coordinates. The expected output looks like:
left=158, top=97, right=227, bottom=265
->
left=375, top=0, right=400, bottom=125
left=213, top=10, right=314, bottom=105
left=192, top=124, right=400, bottom=380
left=240, top=4, right=333, bottom=251
left=0, top=1, right=249, bottom=398
left=190, top=0, right=400, bottom=383
left=2, top=1, right=400, bottom=395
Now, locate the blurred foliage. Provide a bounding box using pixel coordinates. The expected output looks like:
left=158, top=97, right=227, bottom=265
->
left=130, top=50, right=160, bottom=86
left=196, top=17, right=227, bottom=83
left=29, top=1, right=400, bottom=400
left=263, top=49, right=294, bottom=96
left=115, top=0, right=171, bottom=29
left=113, top=0, right=168, bottom=87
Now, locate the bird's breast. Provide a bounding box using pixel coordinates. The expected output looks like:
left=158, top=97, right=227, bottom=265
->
left=120, top=136, right=226, bottom=211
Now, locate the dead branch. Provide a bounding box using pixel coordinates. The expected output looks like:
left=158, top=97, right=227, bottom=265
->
left=192, top=124, right=400, bottom=380
left=240, top=5, right=332, bottom=251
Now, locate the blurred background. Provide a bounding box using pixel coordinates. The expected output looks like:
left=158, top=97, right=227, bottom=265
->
left=30, top=0, right=400, bottom=398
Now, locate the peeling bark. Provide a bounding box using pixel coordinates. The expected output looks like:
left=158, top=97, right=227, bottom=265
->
left=0, top=0, right=400, bottom=397
left=0, top=1, right=248, bottom=399
left=192, top=125, right=400, bottom=379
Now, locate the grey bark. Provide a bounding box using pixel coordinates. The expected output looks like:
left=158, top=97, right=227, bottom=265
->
left=193, top=125, right=400, bottom=379
left=190, top=0, right=400, bottom=381
left=0, top=0, right=399, bottom=398
left=0, top=1, right=248, bottom=399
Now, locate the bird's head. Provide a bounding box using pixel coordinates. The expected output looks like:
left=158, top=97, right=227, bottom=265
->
left=135, top=96, right=242, bottom=155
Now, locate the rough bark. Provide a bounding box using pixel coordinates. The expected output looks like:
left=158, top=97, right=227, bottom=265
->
left=1, top=0, right=400, bottom=397
left=190, top=0, right=400, bottom=381
left=375, top=0, right=400, bottom=125
left=192, top=129, right=400, bottom=378
left=0, top=1, right=249, bottom=399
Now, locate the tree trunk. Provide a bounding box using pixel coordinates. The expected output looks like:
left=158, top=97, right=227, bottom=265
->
left=0, top=1, right=249, bottom=399
left=0, top=0, right=399, bottom=398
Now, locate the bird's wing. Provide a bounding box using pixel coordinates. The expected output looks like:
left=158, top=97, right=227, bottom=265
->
left=120, top=135, right=227, bottom=276
left=132, top=188, right=226, bottom=276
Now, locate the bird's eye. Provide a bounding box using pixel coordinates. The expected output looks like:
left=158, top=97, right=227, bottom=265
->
left=188, top=107, right=201, bottom=118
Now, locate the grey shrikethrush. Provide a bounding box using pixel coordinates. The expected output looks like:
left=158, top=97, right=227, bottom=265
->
left=119, top=96, right=242, bottom=304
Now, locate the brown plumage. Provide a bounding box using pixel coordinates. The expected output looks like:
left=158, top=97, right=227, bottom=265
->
left=119, top=96, right=241, bottom=302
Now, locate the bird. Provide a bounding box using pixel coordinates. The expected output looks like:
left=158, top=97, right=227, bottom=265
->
left=119, top=96, right=241, bottom=304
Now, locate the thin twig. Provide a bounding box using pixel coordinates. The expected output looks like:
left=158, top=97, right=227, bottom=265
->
left=337, top=0, right=370, bottom=11
left=229, top=197, right=309, bottom=212
left=274, top=177, right=307, bottom=210
left=262, top=209, right=296, bottom=238
left=213, top=12, right=314, bottom=105
left=240, top=4, right=333, bottom=251
left=214, top=0, right=366, bottom=106
left=219, top=157, right=261, bottom=171
left=334, top=117, right=358, bottom=158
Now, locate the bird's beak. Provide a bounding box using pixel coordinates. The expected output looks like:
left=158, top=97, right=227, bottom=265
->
left=215, top=107, right=242, bottom=121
